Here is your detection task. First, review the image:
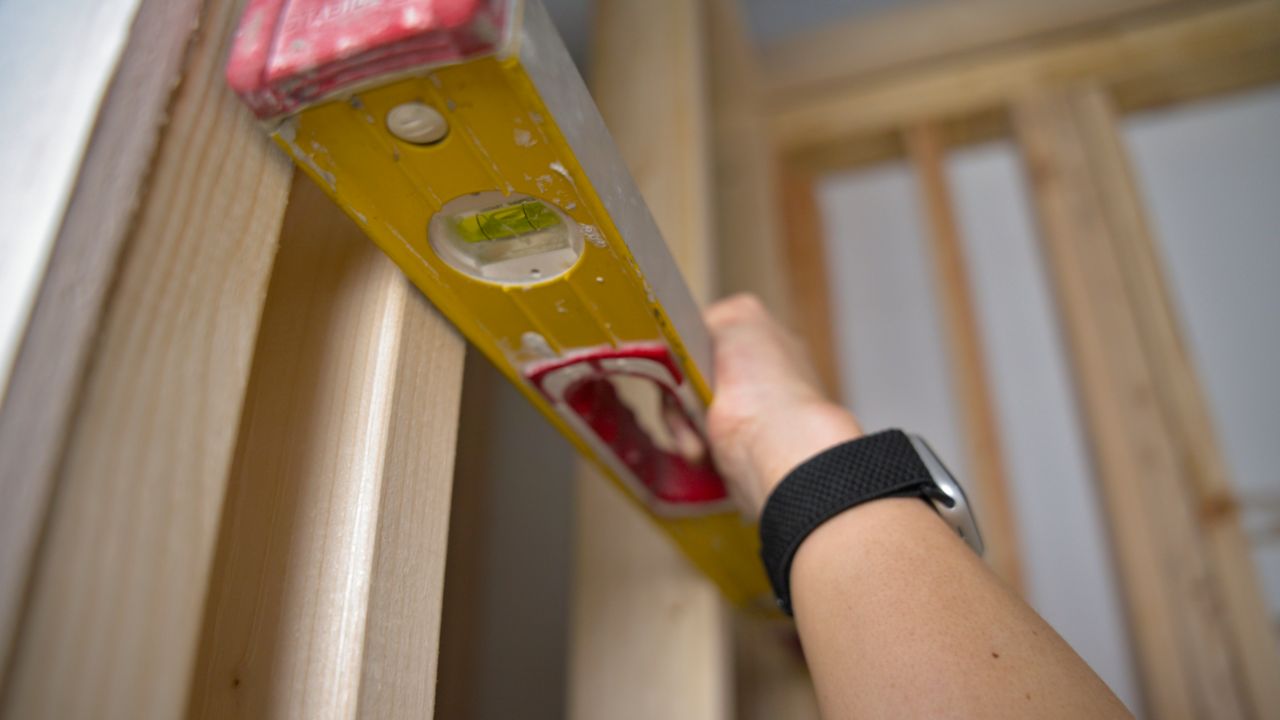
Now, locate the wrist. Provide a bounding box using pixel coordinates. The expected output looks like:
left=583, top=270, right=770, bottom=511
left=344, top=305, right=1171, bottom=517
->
left=744, top=401, right=861, bottom=515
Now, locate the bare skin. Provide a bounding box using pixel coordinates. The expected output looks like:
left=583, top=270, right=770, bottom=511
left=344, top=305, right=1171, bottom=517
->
left=705, top=294, right=1132, bottom=720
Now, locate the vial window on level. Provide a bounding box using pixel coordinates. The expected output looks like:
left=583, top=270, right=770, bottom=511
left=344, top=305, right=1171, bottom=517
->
left=428, top=191, right=583, bottom=284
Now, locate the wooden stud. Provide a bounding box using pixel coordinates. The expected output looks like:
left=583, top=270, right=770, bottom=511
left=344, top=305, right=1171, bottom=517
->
left=0, top=0, right=294, bottom=713
left=586, top=0, right=716, bottom=303
left=733, top=612, right=819, bottom=720
left=187, top=177, right=464, bottom=719
left=1070, top=85, right=1280, bottom=718
left=1014, top=84, right=1280, bottom=719
left=432, top=350, right=498, bottom=719
left=705, top=0, right=793, bottom=316
left=771, top=0, right=1280, bottom=172
left=701, top=2, right=823, bottom=718
left=775, top=162, right=842, bottom=399
left=568, top=2, right=732, bottom=719
left=905, top=123, right=1024, bottom=593
left=762, top=0, right=1189, bottom=100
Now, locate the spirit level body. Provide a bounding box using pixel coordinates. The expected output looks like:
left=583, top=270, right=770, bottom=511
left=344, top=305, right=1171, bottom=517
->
left=228, top=0, right=771, bottom=608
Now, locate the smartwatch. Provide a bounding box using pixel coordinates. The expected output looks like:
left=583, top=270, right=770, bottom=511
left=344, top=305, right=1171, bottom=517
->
left=758, top=429, right=984, bottom=615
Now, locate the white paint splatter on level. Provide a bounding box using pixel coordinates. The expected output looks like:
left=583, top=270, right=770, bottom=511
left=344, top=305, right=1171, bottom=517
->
left=582, top=224, right=606, bottom=247
left=513, top=128, right=535, bottom=147
left=521, top=331, right=556, bottom=359
left=549, top=161, right=573, bottom=184
left=276, top=119, right=336, bottom=189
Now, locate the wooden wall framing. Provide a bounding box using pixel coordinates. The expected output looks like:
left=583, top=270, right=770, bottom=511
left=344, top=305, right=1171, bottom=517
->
left=764, top=0, right=1280, bottom=717
left=1014, top=85, right=1280, bottom=718
left=3, top=0, right=1278, bottom=718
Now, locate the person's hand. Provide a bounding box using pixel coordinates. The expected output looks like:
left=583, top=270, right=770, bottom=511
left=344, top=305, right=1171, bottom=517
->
left=705, top=294, right=862, bottom=518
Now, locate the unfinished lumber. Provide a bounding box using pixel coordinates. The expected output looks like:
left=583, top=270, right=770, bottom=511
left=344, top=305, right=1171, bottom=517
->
left=187, top=177, right=464, bottom=719
left=761, top=0, right=1186, bottom=101
left=585, top=0, right=715, bottom=302
left=705, top=0, right=792, bottom=317
left=772, top=0, right=1280, bottom=171
left=568, top=2, right=732, bottom=719
left=1014, top=85, right=1279, bottom=720
left=1070, top=86, right=1280, bottom=718
left=353, top=289, right=463, bottom=719
left=0, top=0, right=294, bottom=714
left=433, top=352, right=504, bottom=720
left=701, top=3, right=821, bottom=718
left=733, top=612, right=819, bottom=720
left=775, top=162, right=842, bottom=399
left=0, top=0, right=202, bottom=688
left=905, top=124, right=1024, bottom=594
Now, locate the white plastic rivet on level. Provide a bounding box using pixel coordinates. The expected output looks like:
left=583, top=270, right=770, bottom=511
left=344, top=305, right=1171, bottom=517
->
left=386, top=102, right=448, bottom=144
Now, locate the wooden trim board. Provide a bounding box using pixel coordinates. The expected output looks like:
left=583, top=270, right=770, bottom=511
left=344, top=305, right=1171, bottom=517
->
left=0, top=0, right=294, bottom=713
left=0, top=0, right=204, bottom=687
left=0, top=0, right=144, bottom=399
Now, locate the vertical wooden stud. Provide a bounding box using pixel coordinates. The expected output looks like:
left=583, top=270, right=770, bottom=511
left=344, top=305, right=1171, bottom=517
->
left=702, top=1, right=823, bottom=718
left=905, top=123, right=1024, bottom=593
left=775, top=163, right=842, bottom=398
left=187, top=179, right=464, bottom=719
left=1015, top=85, right=1280, bottom=719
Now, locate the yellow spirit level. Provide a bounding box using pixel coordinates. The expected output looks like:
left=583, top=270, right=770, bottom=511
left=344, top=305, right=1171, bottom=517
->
left=228, top=0, right=771, bottom=609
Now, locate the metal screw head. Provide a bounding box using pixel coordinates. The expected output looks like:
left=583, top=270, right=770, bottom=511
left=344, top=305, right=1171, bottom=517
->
left=386, top=102, right=448, bottom=144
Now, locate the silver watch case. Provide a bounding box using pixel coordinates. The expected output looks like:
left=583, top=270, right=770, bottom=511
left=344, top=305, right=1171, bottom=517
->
left=908, top=434, right=985, bottom=557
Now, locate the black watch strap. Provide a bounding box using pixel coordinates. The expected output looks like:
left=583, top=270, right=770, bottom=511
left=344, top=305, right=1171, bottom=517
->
left=759, top=429, right=935, bottom=615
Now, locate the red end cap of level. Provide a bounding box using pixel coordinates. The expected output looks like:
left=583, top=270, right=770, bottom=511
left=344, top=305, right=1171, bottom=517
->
left=227, top=0, right=509, bottom=119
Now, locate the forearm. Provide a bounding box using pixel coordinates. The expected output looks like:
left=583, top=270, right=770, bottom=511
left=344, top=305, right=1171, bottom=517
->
left=791, top=492, right=1131, bottom=719
left=703, top=295, right=1130, bottom=718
